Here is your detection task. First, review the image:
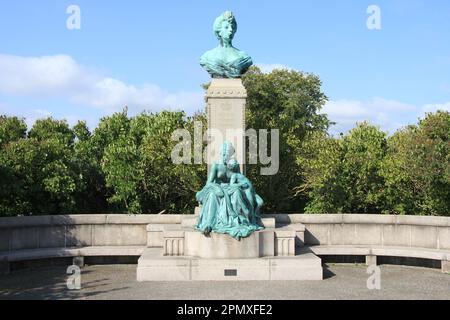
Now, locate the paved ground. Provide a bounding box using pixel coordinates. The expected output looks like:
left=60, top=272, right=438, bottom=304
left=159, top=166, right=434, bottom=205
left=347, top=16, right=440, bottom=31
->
left=0, top=264, right=449, bottom=300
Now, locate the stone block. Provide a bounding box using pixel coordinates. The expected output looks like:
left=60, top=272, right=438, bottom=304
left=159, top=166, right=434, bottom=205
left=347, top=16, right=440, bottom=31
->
left=354, top=224, right=382, bottom=246
left=329, top=224, right=344, bottom=245
left=411, top=226, right=438, bottom=249
left=259, top=230, right=274, bottom=257
left=260, top=218, right=276, bottom=228
left=382, top=224, right=411, bottom=247
left=269, top=254, right=323, bottom=280
left=91, top=224, right=146, bottom=246
left=274, top=230, right=295, bottom=256
left=163, top=230, right=185, bottom=256
left=438, top=227, right=450, bottom=250
left=181, top=217, right=198, bottom=228
left=92, top=225, right=122, bottom=246
left=38, top=226, right=66, bottom=248
left=442, top=260, right=450, bottom=274
left=146, top=224, right=176, bottom=248
left=305, top=224, right=330, bottom=245
left=191, top=258, right=270, bottom=281
left=120, top=225, right=147, bottom=246
left=288, top=223, right=306, bottom=247
left=11, top=227, right=39, bottom=250
left=66, top=225, right=93, bottom=247
left=206, top=78, right=247, bottom=174
left=136, top=249, right=323, bottom=281
left=366, top=255, right=377, bottom=266
left=184, top=231, right=259, bottom=259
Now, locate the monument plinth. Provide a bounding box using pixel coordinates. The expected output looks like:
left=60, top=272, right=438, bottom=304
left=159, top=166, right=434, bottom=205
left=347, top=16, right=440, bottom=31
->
left=206, top=78, right=246, bottom=174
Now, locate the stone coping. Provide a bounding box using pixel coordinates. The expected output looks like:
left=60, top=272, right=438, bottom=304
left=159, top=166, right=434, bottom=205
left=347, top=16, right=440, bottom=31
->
left=1, top=214, right=449, bottom=228
left=0, top=246, right=146, bottom=262
left=302, top=245, right=450, bottom=261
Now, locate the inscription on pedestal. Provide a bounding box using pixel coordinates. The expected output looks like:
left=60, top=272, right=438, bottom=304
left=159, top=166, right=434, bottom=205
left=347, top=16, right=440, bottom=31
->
left=206, top=79, right=247, bottom=173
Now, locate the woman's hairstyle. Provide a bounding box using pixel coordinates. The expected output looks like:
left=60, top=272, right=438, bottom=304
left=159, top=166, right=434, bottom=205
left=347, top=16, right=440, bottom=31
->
left=213, top=11, right=237, bottom=40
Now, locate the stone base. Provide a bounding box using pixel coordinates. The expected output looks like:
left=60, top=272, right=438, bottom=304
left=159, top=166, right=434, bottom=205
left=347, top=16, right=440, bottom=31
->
left=137, top=249, right=323, bottom=281
left=442, top=260, right=450, bottom=274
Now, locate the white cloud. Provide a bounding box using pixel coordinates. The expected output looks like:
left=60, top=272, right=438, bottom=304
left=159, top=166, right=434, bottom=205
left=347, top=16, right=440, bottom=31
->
left=422, top=102, right=450, bottom=113
left=0, top=53, right=203, bottom=115
left=323, top=97, right=449, bottom=135
left=256, top=63, right=293, bottom=73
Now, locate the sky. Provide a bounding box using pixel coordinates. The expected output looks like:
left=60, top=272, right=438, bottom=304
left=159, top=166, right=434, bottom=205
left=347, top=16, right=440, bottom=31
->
left=0, top=0, right=449, bottom=135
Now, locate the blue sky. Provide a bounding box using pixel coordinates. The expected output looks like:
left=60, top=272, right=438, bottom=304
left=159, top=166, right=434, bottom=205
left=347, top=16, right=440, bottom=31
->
left=0, top=0, right=449, bottom=134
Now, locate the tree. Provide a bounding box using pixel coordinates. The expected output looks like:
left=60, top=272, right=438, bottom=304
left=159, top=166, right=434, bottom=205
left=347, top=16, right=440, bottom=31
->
left=242, top=66, right=330, bottom=213
left=0, top=116, right=27, bottom=147
left=382, top=111, right=450, bottom=215
left=99, top=110, right=206, bottom=214
left=299, top=122, right=388, bottom=214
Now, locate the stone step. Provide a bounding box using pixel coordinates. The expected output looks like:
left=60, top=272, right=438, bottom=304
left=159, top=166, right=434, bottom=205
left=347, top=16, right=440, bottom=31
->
left=137, top=248, right=323, bottom=281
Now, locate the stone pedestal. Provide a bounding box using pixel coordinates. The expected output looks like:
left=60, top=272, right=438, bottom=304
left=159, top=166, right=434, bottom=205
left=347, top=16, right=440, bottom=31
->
left=206, top=78, right=247, bottom=174
left=137, top=217, right=323, bottom=281
left=137, top=249, right=323, bottom=281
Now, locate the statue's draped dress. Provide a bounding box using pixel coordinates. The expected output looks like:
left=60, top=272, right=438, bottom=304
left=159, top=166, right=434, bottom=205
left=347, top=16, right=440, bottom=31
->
left=195, top=163, right=263, bottom=240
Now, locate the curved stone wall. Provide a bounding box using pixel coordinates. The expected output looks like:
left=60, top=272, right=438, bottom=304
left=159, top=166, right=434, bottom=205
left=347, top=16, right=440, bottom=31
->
left=263, top=214, right=450, bottom=250
left=0, top=214, right=449, bottom=252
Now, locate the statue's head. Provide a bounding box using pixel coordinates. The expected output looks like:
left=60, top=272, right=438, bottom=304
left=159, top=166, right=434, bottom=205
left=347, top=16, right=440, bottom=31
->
left=213, top=11, right=237, bottom=45
left=220, top=141, right=235, bottom=164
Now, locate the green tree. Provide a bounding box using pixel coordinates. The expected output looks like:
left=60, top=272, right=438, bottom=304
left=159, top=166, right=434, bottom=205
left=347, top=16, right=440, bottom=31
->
left=99, top=110, right=206, bottom=214
left=299, top=122, right=388, bottom=213
left=242, top=66, right=330, bottom=213
left=382, top=111, right=450, bottom=215
left=0, top=116, right=27, bottom=147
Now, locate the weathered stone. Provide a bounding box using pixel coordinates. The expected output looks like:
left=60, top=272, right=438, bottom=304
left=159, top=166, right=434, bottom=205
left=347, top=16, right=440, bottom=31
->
left=137, top=249, right=322, bottom=281
left=382, top=224, right=411, bottom=247
left=38, top=226, right=66, bottom=248
left=411, top=226, right=438, bottom=249
left=259, top=230, right=274, bottom=257
left=274, top=230, right=296, bottom=256
left=206, top=79, right=246, bottom=174
left=442, top=260, right=450, bottom=273
left=66, top=225, right=93, bottom=247
left=11, top=227, right=39, bottom=250
left=366, top=255, right=377, bottom=266
left=184, top=231, right=259, bottom=259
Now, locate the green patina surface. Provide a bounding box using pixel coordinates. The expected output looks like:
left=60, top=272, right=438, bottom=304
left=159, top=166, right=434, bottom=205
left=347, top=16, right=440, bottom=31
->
left=195, top=142, right=263, bottom=240
left=200, top=11, right=253, bottom=78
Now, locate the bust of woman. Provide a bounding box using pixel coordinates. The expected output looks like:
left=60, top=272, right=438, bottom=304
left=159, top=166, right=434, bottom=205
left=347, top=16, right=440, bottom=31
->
left=200, top=11, right=253, bottom=78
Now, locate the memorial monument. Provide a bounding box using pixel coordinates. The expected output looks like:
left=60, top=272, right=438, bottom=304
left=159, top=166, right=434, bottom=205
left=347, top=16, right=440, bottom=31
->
left=136, top=11, right=323, bottom=281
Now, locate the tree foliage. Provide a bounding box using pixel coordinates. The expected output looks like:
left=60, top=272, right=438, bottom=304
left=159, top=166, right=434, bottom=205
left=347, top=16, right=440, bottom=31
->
left=299, top=112, right=450, bottom=216
left=0, top=68, right=448, bottom=216
left=243, top=66, right=330, bottom=212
